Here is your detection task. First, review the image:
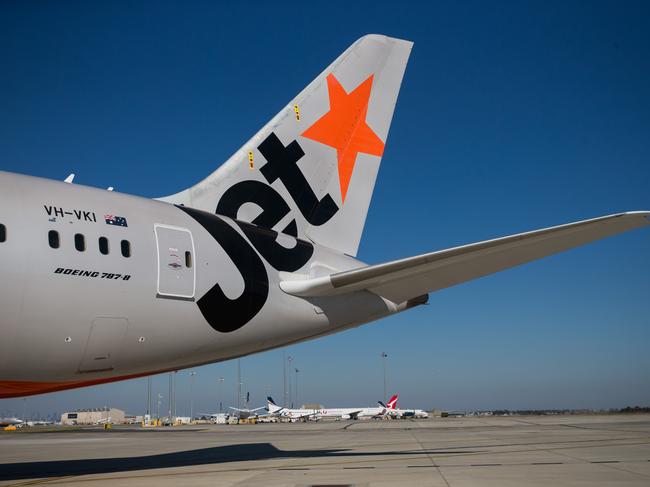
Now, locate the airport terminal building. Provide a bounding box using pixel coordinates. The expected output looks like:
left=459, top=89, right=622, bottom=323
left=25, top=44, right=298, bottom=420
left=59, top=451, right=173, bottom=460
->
left=61, top=408, right=125, bottom=425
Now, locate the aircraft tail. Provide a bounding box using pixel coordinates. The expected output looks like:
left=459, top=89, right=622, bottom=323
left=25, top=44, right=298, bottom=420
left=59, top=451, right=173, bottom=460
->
left=160, top=34, right=413, bottom=256
left=386, top=394, right=398, bottom=409
left=267, top=396, right=283, bottom=414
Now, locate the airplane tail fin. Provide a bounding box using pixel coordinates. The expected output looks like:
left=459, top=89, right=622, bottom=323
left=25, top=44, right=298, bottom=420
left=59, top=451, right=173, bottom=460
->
left=387, top=394, right=398, bottom=409
left=160, top=34, right=413, bottom=256
left=267, top=396, right=283, bottom=414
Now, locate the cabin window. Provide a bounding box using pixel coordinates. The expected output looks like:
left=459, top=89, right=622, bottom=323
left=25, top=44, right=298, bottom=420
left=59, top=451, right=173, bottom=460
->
left=0, top=224, right=5, bottom=243
left=185, top=250, right=192, bottom=268
left=74, top=233, right=86, bottom=252
left=121, top=239, right=131, bottom=258
left=48, top=230, right=60, bottom=249
left=98, top=236, right=109, bottom=255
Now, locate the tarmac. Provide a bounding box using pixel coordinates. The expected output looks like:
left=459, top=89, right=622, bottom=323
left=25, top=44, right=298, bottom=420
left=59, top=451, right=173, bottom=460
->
left=1, top=414, right=649, bottom=486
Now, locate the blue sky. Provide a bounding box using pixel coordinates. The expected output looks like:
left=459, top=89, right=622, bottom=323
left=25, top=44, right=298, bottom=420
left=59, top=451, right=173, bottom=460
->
left=1, top=0, right=649, bottom=419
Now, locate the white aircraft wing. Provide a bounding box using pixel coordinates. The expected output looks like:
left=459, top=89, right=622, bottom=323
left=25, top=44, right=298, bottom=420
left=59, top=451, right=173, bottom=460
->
left=295, top=412, right=319, bottom=420
left=281, top=212, right=650, bottom=303
left=285, top=410, right=319, bottom=420
left=229, top=406, right=266, bottom=412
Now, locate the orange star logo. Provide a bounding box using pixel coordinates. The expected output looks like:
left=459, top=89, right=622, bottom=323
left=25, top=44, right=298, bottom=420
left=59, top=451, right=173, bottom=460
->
left=301, top=73, right=385, bottom=202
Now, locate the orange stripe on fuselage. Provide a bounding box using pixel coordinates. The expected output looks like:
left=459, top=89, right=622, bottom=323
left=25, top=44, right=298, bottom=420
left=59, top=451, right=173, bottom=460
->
left=0, top=371, right=155, bottom=398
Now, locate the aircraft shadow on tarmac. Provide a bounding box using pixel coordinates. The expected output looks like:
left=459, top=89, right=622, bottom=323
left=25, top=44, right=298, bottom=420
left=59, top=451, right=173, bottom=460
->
left=0, top=443, right=479, bottom=480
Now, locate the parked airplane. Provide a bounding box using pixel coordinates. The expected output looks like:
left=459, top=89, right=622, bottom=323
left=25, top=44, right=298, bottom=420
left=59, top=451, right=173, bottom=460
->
left=377, top=396, right=428, bottom=418
left=266, top=397, right=319, bottom=421
left=385, top=406, right=429, bottom=419
left=267, top=395, right=397, bottom=420
left=316, top=397, right=396, bottom=420
left=0, top=35, right=648, bottom=399
left=229, top=393, right=266, bottom=419
left=0, top=417, right=24, bottom=427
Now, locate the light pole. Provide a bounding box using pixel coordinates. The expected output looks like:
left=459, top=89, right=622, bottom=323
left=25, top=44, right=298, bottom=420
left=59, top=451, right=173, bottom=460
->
left=287, top=356, right=293, bottom=407
left=173, top=371, right=178, bottom=421
left=282, top=350, right=287, bottom=407
left=189, top=371, right=196, bottom=421
left=295, top=368, right=299, bottom=408
left=157, top=393, right=162, bottom=422
left=168, top=373, right=172, bottom=422
left=381, top=352, right=388, bottom=403
left=146, top=376, right=152, bottom=422
left=237, top=359, right=242, bottom=410
left=217, top=377, right=225, bottom=413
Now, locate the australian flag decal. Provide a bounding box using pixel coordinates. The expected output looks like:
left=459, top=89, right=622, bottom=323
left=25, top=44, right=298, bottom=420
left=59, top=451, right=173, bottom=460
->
left=104, top=215, right=128, bottom=227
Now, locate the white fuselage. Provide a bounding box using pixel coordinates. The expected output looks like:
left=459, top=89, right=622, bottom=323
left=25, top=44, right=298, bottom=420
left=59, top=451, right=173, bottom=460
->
left=316, top=406, right=386, bottom=419
left=0, top=171, right=411, bottom=398
left=276, top=405, right=386, bottom=420
left=390, top=408, right=429, bottom=419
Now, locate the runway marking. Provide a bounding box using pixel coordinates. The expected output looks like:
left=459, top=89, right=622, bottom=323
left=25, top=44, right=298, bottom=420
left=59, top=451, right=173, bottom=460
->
left=528, top=440, right=650, bottom=481
left=404, top=424, right=452, bottom=487
left=6, top=457, right=650, bottom=486
left=557, top=423, right=650, bottom=436
left=4, top=422, right=650, bottom=486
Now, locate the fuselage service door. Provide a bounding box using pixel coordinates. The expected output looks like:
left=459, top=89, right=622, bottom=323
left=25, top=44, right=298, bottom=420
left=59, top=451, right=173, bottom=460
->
left=154, top=224, right=196, bottom=300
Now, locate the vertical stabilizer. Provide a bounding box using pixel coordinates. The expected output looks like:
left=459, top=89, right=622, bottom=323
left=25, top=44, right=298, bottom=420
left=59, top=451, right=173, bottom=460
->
left=267, top=396, right=283, bottom=414
left=160, top=35, right=412, bottom=256
left=387, top=394, right=399, bottom=409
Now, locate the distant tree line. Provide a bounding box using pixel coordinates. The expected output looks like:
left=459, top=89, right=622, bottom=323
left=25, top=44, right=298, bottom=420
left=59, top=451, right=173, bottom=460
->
left=489, top=407, right=650, bottom=416
left=620, top=406, right=650, bottom=413
left=491, top=410, right=572, bottom=416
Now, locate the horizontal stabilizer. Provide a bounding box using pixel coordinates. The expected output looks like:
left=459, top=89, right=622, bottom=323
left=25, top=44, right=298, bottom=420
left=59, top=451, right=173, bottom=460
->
left=280, top=212, right=650, bottom=303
